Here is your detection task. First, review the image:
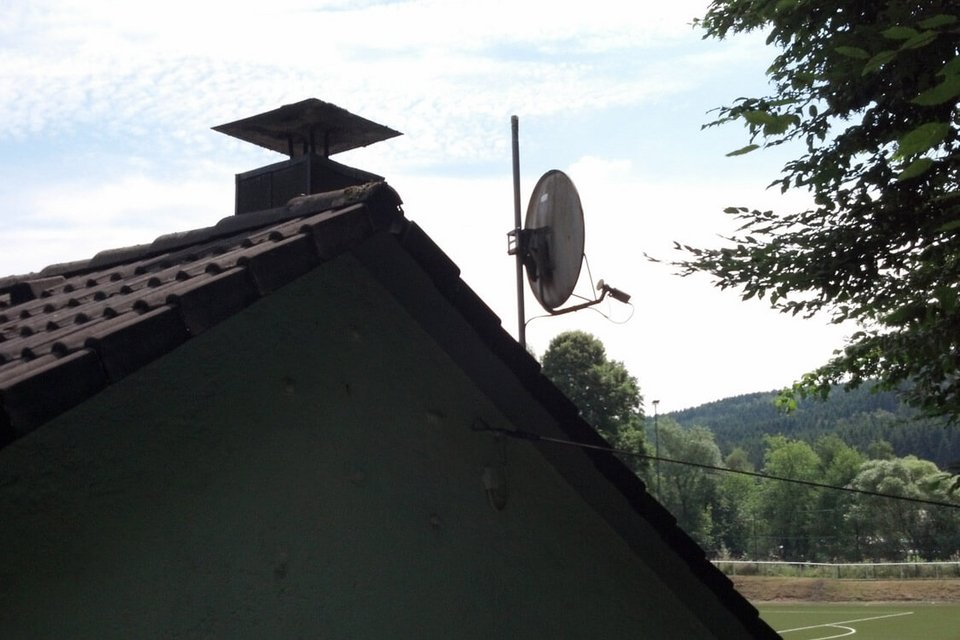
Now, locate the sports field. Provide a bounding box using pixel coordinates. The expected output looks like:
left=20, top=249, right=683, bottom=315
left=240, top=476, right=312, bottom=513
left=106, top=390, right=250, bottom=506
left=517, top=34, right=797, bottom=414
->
left=758, top=602, right=960, bottom=639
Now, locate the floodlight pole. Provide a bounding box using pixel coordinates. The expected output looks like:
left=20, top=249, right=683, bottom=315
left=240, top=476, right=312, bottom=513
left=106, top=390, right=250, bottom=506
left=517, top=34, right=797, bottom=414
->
left=511, top=115, right=526, bottom=350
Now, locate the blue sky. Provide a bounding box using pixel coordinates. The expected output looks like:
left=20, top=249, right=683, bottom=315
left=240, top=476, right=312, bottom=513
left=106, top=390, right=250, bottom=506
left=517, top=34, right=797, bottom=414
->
left=0, top=0, right=852, bottom=411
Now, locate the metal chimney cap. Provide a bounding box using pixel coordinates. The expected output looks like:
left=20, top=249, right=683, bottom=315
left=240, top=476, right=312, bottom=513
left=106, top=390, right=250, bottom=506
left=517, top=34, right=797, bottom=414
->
left=212, top=98, right=402, bottom=158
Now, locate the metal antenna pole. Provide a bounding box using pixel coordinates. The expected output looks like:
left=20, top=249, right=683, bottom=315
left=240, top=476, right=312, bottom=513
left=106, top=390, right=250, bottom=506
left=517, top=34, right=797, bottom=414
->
left=511, top=115, right=526, bottom=349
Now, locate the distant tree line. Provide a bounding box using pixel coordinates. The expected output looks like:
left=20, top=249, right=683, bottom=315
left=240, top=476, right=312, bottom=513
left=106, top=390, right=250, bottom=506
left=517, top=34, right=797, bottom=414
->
left=671, top=387, right=960, bottom=470
left=541, top=331, right=960, bottom=563
left=647, top=421, right=960, bottom=562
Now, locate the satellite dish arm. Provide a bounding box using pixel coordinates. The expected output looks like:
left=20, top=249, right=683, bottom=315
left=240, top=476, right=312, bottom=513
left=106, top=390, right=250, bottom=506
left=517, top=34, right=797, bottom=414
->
left=542, top=278, right=631, bottom=317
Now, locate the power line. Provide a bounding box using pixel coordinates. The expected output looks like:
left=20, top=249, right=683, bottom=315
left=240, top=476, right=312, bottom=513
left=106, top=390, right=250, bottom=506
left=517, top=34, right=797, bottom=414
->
left=472, top=422, right=960, bottom=510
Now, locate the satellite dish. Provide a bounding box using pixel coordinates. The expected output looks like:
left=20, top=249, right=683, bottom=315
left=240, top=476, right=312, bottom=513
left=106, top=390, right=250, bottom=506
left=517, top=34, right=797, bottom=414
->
left=507, top=116, right=630, bottom=348
left=523, top=170, right=585, bottom=310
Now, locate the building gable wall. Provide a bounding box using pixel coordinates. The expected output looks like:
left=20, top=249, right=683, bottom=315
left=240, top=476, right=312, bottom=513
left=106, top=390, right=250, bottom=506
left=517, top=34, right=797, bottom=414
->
left=0, top=255, right=716, bottom=638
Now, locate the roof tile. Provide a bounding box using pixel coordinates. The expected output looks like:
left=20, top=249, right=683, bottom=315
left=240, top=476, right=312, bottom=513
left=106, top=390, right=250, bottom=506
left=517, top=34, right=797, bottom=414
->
left=236, top=234, right=318, bottom=295
left=85, top=306, right=189, bottom=382
left=299, top=204, right=376, bottom=259
left=398, top=222, right=462, bottom=298
left=6, top=277, right=66, bottom=304
left=165, top=268, right=257, bottom=336
left=447, top=280, right=502, bottom=344
left=0, top=182, right=404, bottom=405
left=0, top=349, right=107, bottom=436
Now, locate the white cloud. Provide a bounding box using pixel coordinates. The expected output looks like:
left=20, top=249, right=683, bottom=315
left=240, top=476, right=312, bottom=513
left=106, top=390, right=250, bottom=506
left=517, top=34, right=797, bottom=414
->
left=0, top=174, right=231, bottom=275
left=30, top=176, right=228, bottom=226
left=0, top=0, right=717, bottom=164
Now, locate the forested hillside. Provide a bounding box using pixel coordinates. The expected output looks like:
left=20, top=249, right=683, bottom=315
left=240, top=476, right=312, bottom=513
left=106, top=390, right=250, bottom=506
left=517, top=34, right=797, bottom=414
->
left=669, top=386, right=960, bottom=469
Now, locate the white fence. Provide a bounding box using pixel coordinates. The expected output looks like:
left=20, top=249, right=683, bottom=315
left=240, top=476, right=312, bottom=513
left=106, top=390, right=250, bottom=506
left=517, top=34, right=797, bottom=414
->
left=712, top=560, right=960, bottom=580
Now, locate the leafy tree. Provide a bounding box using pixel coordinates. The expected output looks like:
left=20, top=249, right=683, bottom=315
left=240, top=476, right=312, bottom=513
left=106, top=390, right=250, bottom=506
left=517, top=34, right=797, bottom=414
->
left=647, top=418, right=723, bottom=548
left=811, top=435, right=865, bottom=560
left=848, top=455, right=960, bottom=560
left=867, top=439, right=896, bottom=461
left=673, top=1, right=960, bottom=419
left=725, top=446, right=753, bottom=472
left=540, top=331, right=645, bottom=455
left=816, top=435, right=866, bottom=482
left=714, top=448, right=760, bottom=557
left=757, top=436, right=822, bottom=560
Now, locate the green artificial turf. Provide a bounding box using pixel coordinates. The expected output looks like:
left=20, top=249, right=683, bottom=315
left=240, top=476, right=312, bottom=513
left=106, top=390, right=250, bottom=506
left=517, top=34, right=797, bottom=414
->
left=758, top=602, right=960, bottom=640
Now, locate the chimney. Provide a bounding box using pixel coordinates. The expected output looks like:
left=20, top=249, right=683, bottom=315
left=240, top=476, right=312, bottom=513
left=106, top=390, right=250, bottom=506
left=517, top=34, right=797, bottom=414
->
left=213, top=99, right=402, bottom=215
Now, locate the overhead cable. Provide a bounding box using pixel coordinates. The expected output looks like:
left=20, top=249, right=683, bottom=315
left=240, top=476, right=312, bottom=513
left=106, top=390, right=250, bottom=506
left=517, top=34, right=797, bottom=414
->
left=472, top=422, right=960, bottom=510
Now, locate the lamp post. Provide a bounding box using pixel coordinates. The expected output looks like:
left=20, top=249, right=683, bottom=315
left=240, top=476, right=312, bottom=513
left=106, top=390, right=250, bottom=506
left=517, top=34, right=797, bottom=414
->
left=653, top=399, right=661, bottom=500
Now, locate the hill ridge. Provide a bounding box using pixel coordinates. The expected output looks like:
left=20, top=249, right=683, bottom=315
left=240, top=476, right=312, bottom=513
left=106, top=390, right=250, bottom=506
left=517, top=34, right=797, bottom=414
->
left=667, top=386, right=959, bottom=468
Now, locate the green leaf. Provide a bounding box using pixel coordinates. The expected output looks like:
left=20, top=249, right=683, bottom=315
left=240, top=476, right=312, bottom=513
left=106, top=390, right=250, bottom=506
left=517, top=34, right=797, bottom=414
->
left=897, top=157, right=935, bottom=181
left=940, top=56, right=960, bottom=78
left=763, top=114, right=798, bottom=135
left=882, top=26, right=919, bottom=40
left=912, top=75, right=960, bottom=105
left=896, top=122, right=951, bottom=158
left=726, top=144, right=760, bottom=157
left=936, top=286, right=958, bottom=312
left=774, top=391, right=798, bottom=413
left=835, top=46, right=870, bottom=59
left=900, top=31, right=938, bottom=50
left=742, top=110, right=776, bottom=126
left=918, top=14, right=958, bottom=29
left=766, top=97, right=799, bottom=108
left=937, top=219, right=960, bottom=233
left=884, top=305, right=921, bottom=324
left=863, top=50, right=897, bottom=74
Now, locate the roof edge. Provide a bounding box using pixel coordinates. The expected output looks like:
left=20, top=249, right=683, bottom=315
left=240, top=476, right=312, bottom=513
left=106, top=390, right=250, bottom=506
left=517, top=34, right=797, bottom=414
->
left=0, top=182, right=402, bottom=299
